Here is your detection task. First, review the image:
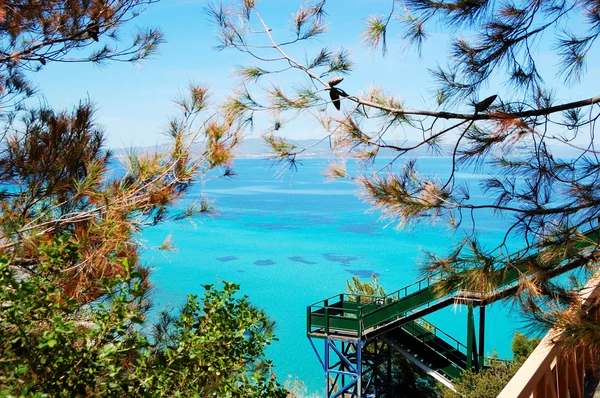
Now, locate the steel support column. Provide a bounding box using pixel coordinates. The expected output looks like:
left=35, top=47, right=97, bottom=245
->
left=466, top=303, right=475, bottom=371
left=479, top=306, right=485, bottom=368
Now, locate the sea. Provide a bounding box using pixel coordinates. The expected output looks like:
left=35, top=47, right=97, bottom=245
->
left=140, top=157, right=531, bottom=394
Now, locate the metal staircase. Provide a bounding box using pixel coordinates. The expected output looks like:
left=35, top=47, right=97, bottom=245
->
left=306, top=227, right=600, bottom=397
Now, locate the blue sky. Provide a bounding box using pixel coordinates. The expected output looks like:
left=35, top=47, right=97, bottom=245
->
left=29, top=0, right=600, bottom=149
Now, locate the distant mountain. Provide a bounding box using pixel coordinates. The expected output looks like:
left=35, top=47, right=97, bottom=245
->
left=110, top=138, right=453, bottom=159
left=232, top=138, right=457, bottom=158
left=110, top=137, right=585, bottom=160
left=234, top=138, right=331, bottom=158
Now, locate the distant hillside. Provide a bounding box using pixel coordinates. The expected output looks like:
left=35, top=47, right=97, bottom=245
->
left=110, top=138, right=453, bottom=159
left=110, top=137, right=584, bottom=159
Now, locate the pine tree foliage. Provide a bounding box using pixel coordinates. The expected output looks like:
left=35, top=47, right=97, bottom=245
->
left=0, top=1, right=286, bottom=395
left=346, top=274, right=386, bottom=302
left=0, top=86, right=243, bottom=304
left=208, top=0, right=600, bottom=357
left=0, top=0, right=163, bottom=110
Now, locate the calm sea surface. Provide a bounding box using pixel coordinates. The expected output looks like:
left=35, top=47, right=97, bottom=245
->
left=141, top=158, right=528, bottom=394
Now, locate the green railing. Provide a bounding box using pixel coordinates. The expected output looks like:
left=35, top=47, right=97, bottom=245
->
left=400, top=319, right=467, bottom=379
left=307, top=226, right=600, bottom=338
left=396, top=318, right=511, bottom=378
left=407, top=318, right=468, bottom=358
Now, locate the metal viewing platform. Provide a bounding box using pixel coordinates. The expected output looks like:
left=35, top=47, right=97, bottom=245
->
left=306, top=227, right=600, bottom=397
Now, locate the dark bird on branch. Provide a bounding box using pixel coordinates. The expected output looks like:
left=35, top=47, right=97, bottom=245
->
left=87, top=23, right=100, bottom=42
left=39, top=57, right=46, bottom=66
left=329, top=88, right=341, bottom=110
left=474, top=95, right=497, bottom=113
left=328, top=77, right=344, bottom=110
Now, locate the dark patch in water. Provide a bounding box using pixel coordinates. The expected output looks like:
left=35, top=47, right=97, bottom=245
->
left=244, top=223, right=298, bottom=231
left=279, top=214, right=337, bottom=226
left=288, top=256, right=317, bottom=265
left=346, top=269, right=379, bottom=278
left=339, top=223, right=381, bottom=236
left=217, top=256, right=238, bottom=262
left=237, top=270, right=245, bottom=273
left=323, top=253, right=361, bottom=266
left=254, top=259, right=275, bottom=266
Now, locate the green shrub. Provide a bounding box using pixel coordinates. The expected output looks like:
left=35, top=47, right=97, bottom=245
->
left=0, top=236, right=285, bottom=397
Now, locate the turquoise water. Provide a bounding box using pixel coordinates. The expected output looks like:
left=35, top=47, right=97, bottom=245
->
left=141, top=158, right=527, bottom=394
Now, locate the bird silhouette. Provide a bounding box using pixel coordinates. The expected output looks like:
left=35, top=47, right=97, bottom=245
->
left=474, top=95, right=497, bottom=113
left=328, top=76, right=344, bottom=110
left=329, top=88, right=341, bottom=110
left=87, top=23, right=100, bottom=42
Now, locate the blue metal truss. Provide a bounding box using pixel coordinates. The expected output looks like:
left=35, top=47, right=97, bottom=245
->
left=309, top=336, right=392, bottom=397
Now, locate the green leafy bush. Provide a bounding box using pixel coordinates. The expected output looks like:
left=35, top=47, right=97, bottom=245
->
left=0, top=236, right=285, bottom=397
left=442, top=333, right=542, bottom=398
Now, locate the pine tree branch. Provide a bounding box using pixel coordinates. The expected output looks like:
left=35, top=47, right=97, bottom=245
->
left=252, top=9, right=600, bottom=121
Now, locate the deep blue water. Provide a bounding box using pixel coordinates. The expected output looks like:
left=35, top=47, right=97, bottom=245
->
left=141, top=158, right=529, bottom=394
